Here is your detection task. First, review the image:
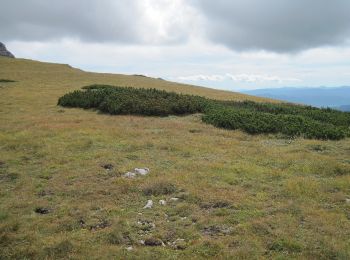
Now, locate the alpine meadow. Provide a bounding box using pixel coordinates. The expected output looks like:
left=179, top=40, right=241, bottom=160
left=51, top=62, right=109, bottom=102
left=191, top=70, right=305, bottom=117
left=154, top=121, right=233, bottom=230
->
left=1, top=56, right=350, bottom=259
left=2, top=0, right=350, bottom=259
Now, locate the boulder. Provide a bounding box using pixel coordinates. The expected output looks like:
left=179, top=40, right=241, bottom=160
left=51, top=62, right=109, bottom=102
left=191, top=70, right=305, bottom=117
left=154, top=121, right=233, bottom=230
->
left=134, top=168, right=150, bottom=175
left=0, top=42, right=15, bottom=58
left=123, top=167, right=150, bottom=178
left=143, top=200, right=153, bottom=209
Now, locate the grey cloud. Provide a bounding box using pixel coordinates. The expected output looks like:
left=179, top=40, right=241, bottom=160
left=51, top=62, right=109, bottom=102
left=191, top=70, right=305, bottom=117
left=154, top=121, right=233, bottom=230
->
left=0, top=0, right=150, bottom=43
left=192, top=0, right=350, bottom=52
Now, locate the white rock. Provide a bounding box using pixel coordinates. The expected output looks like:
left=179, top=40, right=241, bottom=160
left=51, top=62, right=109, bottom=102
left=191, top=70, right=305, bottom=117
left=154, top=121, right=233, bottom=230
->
left=134, top=168, right=150, bottom=176
left=124, top=172, right=136, bottom=178
left=169, top=197, right=179, bottom=202
left=159, top=200, right=166, bottom=206
left=346, top=198, right=350, bottom=204
left=126, top=246, right=133, bottom=251
left=139, top=240, right=145, bottom=245
left=143, top=200, right=153, bottom=209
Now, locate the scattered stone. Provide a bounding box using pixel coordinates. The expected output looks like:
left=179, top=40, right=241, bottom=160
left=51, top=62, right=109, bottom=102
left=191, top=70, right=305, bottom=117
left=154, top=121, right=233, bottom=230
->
left=89, top=219, right=110, bottom=231
left=346, top=198, right=350, bottom=204
left=0, top=42, right=15, bottom=58
left=201, top=201, right=231, bottom=209
left=212, top=201, right=231, bottom=208
left=123, top=172, right=136, bottom=178
left=139, top=240, right=145, bottom=245
left=137, top=219, right=155, bottom=230
left=34, top=207, right=51, bottom=214
left=159, top=200, right=166, bottom=206
left=144, top=237, right=164, bottom=247
left=143, top=200, right=153, bottom=209
left=134, top=168, right=150, bottom=176
left=78, top=218, right=86, bottom=227
left=101, top=163, right=114, bottom=170
left=126, top=246, right=133, bottom=251
left=169, top=197, right=179, bottom=202
left=172, top=239, right=187, bottom=250
left=123, top=167, right=150, bottom=178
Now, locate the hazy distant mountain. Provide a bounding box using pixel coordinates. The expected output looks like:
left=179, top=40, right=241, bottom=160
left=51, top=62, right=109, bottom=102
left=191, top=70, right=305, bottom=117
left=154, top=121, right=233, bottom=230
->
left=337, top=105, right=350, bottom=112
left=242, top=86, right=350, bottom=111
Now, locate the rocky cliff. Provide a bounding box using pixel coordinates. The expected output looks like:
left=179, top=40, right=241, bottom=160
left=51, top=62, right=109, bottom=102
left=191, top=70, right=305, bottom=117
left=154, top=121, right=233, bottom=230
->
left=0, top=42, right=15, bottom=58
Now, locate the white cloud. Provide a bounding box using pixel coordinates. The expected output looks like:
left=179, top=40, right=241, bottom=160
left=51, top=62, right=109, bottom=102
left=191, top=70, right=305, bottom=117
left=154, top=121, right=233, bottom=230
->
left=175, top=73, right=301, bottom=83
left=177, top=74, right=225, bottom=81
left=9, top=38, right=350, bottom=91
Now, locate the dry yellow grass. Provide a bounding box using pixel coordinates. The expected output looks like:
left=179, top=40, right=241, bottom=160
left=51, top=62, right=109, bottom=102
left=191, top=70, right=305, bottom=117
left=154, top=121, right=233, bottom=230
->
left=0, top=56, right=349, bottom=259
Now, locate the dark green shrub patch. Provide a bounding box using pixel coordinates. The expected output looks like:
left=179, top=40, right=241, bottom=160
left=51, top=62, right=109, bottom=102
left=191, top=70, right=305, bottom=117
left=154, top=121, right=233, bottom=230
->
left=58, top=85, right=350, bottom=140
left=59, top=85, right=209, bottom=116
left=202, top=107, right=348, bottom=140
left=0, top=79, right=16, bottom=83
left=220, top=100, right=350, bottom=127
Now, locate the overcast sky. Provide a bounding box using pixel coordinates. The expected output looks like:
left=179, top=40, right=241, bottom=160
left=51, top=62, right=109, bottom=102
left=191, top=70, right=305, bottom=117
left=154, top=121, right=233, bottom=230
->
left=2, top=0, right=350, bottom=90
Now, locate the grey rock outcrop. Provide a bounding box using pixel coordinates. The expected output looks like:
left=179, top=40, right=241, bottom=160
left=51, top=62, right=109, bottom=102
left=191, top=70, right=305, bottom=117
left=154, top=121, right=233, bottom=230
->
left=0, top=42, right=15, bottom=58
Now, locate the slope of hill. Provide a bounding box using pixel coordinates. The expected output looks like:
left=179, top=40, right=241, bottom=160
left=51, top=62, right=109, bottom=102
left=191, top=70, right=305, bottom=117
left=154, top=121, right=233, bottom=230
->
left=242, top=86, right=350, bottom=109
left=0, top=56, right=349, bottom=259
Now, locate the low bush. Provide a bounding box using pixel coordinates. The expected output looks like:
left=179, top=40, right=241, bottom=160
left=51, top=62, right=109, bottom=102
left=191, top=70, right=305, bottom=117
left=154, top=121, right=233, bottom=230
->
left=220, top=100, right=350, bottom=127
left=0, top=79, right=16, bottom=83
left=58, top=85, right=209, bottom=116
left=58, top=85, right=350, bottom=140
left=202, top=107, right=347, bottom=140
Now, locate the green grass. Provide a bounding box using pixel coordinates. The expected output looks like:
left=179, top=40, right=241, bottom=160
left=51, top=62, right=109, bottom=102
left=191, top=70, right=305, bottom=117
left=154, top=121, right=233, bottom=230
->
left=0, top=56, right=350, bottom=259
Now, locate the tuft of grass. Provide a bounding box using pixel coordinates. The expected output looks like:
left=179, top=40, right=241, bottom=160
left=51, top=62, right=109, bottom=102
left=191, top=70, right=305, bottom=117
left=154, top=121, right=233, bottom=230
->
left=269, top=239, right=302, bottom=254
left=191, top=241, right=222, bottom=257
left=43, top=240, right=74, bottom=258
left=142, top=181, right=178, bottom=196
left=107, top=221, right=134, bottom=245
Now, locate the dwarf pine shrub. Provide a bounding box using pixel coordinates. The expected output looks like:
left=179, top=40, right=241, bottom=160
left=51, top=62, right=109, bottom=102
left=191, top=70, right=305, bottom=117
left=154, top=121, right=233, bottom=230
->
left=58, top=85, right=350, bottom=140
left=0, top=79, right=16, bottom=83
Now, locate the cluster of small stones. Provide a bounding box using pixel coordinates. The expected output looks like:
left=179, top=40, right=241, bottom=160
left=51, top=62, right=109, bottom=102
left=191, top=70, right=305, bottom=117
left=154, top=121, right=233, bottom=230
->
left=0, top=42, right=15, bottom=58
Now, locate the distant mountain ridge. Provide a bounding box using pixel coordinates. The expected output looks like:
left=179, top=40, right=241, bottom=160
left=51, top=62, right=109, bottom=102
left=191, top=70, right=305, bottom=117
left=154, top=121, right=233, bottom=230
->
left=242, top=86, right=350, bottom=111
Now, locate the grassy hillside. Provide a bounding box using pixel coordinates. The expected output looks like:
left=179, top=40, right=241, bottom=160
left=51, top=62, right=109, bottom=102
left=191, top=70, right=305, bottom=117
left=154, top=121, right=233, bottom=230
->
left=1, top=56, right=350, bottom=259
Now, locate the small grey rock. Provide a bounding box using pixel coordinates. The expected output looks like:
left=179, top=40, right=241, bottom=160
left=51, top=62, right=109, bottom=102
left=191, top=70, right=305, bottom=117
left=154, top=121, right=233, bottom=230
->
left=143, top=200, right=153, bottom=209
left=124, top=172, right=136, bottom=178
left=134, top=168, right=150, bottom=176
